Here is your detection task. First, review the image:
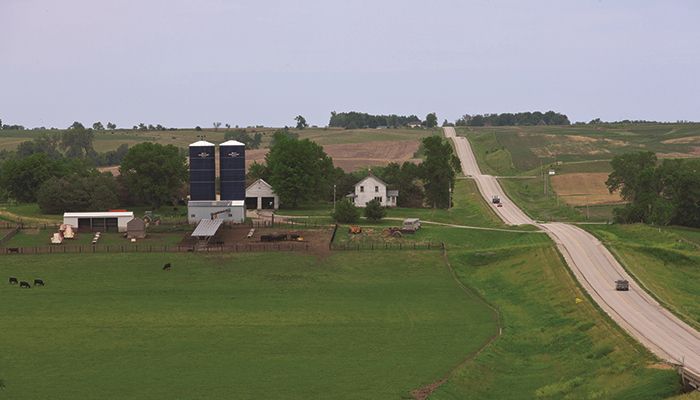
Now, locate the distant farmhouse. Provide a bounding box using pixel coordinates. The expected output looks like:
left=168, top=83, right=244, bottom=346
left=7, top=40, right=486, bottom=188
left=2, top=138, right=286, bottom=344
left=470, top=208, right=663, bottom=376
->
left=347, top=174, right=398, bottom=208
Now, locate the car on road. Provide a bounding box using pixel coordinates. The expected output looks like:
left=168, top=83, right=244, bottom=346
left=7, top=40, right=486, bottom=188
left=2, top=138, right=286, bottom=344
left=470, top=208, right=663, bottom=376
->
left=615, top=279, right=629, bottom=291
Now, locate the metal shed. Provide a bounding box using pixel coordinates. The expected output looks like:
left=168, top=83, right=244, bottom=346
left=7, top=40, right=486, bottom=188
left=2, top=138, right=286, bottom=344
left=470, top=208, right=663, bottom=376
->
left=126, top=217, right=146, bottom=239
left=63, top=211, right=134, bottom=233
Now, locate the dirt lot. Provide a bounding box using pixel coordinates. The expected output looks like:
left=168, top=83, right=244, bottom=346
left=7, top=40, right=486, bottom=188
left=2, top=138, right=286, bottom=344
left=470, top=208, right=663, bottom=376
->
left=213, top=225, right=334, bottom=257
left=246, top=140, right=421, bottom=171
left=550, top=172, right=624, bottom=206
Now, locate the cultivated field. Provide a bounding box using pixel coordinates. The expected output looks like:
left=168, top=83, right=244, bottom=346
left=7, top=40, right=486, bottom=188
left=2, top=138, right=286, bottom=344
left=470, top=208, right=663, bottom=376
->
left=246, top=139, right=422, bottom=171
left=550, top=172, right=624, bottom=206
left=459, top=124, right=700, bottom=221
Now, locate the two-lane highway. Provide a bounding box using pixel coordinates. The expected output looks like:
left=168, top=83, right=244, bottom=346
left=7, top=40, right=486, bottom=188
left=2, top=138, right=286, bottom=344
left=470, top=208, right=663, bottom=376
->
left=444, top=127, right=700, bottom=375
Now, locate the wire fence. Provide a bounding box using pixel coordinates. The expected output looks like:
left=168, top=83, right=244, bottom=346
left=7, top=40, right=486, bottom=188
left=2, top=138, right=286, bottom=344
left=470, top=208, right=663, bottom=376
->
left=1, top=242, right=310, bottom=255
left=330, top=242, right=444, bottom=251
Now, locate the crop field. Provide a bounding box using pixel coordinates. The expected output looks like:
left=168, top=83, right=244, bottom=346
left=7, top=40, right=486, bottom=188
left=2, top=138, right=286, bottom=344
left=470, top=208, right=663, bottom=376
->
left=457, top=123, right=700, bottom=176
left=0, top=250, right=497, bottom=399
left=0, top=127, right=437, bottom=153
left=550, top=172, right=624, bottom=206
left=584, top=224, right=700, bottom=330
left=246, top=139, right=422, bottom=171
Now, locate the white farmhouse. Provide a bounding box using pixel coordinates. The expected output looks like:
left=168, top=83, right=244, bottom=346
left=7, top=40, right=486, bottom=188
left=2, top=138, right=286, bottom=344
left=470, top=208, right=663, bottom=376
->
left=347, top=174, right=398, bottom=207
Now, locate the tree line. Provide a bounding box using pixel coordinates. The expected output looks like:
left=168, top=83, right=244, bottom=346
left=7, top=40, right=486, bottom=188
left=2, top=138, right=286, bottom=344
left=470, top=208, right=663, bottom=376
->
left=455, top=111, right=570, bottom=126
left=607, top=151, right=700, bottom=227
left=329, top=111, right=438, bottom=129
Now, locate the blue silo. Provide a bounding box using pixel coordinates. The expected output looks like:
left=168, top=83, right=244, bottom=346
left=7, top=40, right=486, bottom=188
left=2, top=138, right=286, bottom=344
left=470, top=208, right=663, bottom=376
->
left=189, top=141, right=216, bottom=200
left=219, top=140, right=246, bottom=200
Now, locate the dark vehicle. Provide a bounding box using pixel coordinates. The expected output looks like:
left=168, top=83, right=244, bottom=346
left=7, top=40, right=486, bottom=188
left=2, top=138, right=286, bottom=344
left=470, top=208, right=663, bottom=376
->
left=615, top=279, right=629, bottom=291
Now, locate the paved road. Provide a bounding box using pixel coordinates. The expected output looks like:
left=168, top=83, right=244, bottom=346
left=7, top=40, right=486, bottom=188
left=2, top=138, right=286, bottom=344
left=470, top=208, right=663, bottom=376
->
left=445, top=127, right=700, bottom=375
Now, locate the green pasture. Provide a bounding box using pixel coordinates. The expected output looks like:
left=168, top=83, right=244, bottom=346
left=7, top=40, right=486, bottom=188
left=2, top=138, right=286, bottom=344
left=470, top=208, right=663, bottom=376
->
left=585, top=224, right=700, bottom=329
left=0, top=251, right=496, bottom=399
left=432, top=244, right=680, bottom=399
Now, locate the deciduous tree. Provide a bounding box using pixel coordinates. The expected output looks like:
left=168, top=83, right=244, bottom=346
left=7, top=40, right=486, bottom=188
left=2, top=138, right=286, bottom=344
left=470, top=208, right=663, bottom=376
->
left=119, top=143, right=187, bottom=208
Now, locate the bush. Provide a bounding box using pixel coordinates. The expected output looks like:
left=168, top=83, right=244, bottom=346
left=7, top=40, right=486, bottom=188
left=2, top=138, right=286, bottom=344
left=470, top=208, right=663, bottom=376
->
left=364, top=199, right=386, bottom=221
left=331, top=199, right=360, bottom=223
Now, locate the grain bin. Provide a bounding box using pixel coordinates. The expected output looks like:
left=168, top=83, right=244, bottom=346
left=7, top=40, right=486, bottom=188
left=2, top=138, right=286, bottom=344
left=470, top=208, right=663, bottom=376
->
left=189, top=140, right=216, bottom=200
left=219, top=140, right=246, bottom=201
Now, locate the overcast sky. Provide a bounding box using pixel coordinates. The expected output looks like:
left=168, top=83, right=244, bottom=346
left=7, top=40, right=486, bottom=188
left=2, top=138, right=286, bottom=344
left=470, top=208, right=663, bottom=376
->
left=2, top=0, right=699, bottom=128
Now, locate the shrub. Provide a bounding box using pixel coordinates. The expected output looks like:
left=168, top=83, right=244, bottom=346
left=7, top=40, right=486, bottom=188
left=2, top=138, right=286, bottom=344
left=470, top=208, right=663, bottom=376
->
left=331, top=199, right=359, bottom=223
left=364, top=199, right=386, bottom=222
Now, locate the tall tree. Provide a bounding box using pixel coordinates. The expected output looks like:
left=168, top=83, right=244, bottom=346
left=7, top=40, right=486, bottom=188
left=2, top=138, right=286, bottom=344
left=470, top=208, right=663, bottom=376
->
left=106, top=122, right=117, bottom=130
left=92, top=122, right=104, bottom=130
left=295, top=115, right=308, bottom=130
left=119, top=143, right=187, bottom=208
left=213, top=122, right=222, bottom=131
left=265, top=132, right=334, bottom=207
left=61, top=123, right=95, bottom=158
left=424, top=112, right=438, bottom=128
left=420, top=136, right=460, bottom=208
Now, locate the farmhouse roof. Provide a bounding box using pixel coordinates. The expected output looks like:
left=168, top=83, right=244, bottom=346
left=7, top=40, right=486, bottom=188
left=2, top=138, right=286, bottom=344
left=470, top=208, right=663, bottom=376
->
left=387, top=190, right=399, bottom=197
left=355, top=173, right=387, bottom=188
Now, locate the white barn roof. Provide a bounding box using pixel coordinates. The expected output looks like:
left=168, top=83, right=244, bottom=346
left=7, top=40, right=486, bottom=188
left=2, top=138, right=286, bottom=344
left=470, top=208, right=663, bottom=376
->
left=64, top=211, right=134, bottom=218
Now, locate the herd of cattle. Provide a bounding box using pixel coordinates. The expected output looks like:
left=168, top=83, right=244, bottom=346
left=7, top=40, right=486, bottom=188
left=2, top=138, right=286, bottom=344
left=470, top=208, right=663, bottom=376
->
left=8, top=264, right=171, bottom=288
left=8, top=277, right=44, bottom=288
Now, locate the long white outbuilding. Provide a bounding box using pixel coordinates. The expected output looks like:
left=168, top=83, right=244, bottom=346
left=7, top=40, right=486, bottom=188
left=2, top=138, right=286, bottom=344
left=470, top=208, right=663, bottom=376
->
left=63, top=211, right=134, bottom=232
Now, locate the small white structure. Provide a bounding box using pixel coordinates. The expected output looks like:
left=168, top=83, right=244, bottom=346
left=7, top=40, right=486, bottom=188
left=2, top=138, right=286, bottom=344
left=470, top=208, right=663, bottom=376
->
left=346, top=174, right=398, bottom=208
left=187, top=200, right=245, bottom=224
left=63, top=211, right=134, bottom=233
left=245, top=179, right=279, bottom=210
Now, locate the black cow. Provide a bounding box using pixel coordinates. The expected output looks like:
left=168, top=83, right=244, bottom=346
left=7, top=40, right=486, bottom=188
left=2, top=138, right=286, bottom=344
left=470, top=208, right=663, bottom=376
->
left=9, top=277, right=18, bottom=285
left=19, top=281, right=30, bottom=288
left=34, top=279, right=45, bottom=286
left=162, top=263, right=171, bottom=271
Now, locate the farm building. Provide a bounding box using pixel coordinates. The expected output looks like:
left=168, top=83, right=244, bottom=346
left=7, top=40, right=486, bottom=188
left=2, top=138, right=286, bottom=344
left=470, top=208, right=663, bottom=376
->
left=126, top=217, right=146, bottom=239
left=245, top=179, right=279, bottom=210
left=346, top=174, right=398, bottom=207
left=187, top=140, right=246, bottom=224
left=63, top=211, right=134, bottom=233
left=187, top=200, right=245, bottom=224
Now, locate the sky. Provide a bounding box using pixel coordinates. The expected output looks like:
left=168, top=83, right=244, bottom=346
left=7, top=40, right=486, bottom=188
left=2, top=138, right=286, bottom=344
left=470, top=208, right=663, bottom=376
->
left=1, top=0, right=699, bottom=128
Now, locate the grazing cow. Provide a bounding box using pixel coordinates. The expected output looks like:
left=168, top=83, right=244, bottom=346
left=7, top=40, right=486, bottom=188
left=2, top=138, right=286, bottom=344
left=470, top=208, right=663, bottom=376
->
left=9, top=277, right=18, bottom=285
left=162, top=263, right=171, bottom=271
left=34, top=279, right=45, bottom=286
left=19, top=281, right=30, bottom=288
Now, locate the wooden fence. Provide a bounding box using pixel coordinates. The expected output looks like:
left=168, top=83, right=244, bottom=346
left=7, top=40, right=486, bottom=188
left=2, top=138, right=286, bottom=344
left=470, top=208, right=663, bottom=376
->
left=0, top=225, right=20, bottom=245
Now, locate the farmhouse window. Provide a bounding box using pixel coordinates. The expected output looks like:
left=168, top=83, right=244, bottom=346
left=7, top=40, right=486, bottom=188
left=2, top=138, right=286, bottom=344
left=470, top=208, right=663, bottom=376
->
left=375, top=186, right=379, bottom=192
left=360, top=186, right=364, bottom=192
left=375, top=196, right=382, bottom=203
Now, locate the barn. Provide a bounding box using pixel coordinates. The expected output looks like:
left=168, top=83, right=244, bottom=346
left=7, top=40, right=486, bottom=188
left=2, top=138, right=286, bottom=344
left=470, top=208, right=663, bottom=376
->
left=63, top=211, right=134, bottom=233
left=245, top=179, right=279, bottom=210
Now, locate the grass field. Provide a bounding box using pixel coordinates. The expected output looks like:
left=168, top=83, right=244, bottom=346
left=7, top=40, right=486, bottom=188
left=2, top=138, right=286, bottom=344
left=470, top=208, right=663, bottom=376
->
left=0, top=127, right=438, bottom=153
left=584, top=224, right=700, bottom=330
left=431, top=244, right=680, bottom=399
left=0, top=251, right=497, bottom=399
